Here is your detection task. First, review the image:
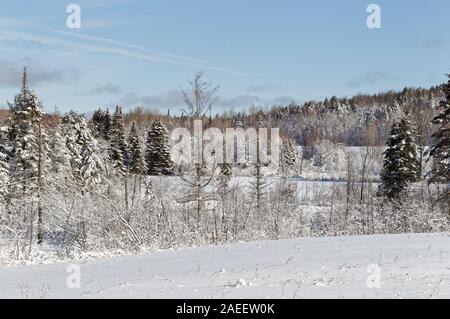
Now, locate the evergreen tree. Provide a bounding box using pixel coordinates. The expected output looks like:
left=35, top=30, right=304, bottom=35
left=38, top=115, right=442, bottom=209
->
left=378, top=109, right=419, bottom=199
left=429, top=75, right=450, bottom=201
left=0, top=133, right=9, bottom=206
left=128, top=121, right=146, bottom=175
left=47, top=126, right=71, bottom=176
left=110, top=106, right=131, bottom=208
left=8, top=68, right=47, bottom=243
left=103, top=109, right=112, bottom=140
left=145, top=120, right=173, bottom=175
left=280, top=137, right=296, bottom=176
left=80, top=127, right=104, bottom=193
left=91, top=108, right=104, bottom=137
left=9, top=68, right=45, bottom=193
left=62, top=112, right=103, bottom=194
left=91, top=108, right=112, bottom=141
left=127, top=121, right=146, bottom=206
left=110, top=106, right=128, bottom=172
left=401, top=108, right=420, bottom=182
left=91, top=108, right=108, bottom=140
left=251, top=131, right=268, bottom=212
left=63, top=112, right=83, bottom=186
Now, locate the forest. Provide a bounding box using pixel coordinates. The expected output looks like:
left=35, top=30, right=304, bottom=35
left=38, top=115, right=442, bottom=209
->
left=0, top=70, right=449, bottom=263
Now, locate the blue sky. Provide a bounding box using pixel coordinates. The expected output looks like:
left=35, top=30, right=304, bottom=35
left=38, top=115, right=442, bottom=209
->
left=0, top=0, right=449, bottom=114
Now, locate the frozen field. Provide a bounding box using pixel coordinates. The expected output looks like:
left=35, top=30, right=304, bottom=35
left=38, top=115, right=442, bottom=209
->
left=0, top=233, right=449, bottom=298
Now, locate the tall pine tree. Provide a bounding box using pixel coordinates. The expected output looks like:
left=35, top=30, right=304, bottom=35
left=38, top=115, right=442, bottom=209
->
left=280, top=136, right=296, bottom=176
left=378, top=108, right=419, bottom=199
left=91, top=108, right=111, bottom=140
left=0, top=132, right=9, bottom=212
left=145, top=120, right=173, bottom=175
left=103, top=108, right=112, bottom=140
left=128, top=121, right=146, bottom=175
left=429, top=74, right=450, bottom=203
left=110, top=106, right=128, bottom=172
left=62, top=112, right=104, bottom=194
left=8, top=68, right=47, bottom=243
left=128, top=121, right=146, bottom=206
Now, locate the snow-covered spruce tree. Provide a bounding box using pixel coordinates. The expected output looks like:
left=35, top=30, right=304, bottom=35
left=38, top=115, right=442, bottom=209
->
left=251, top=131, right=268, bottom=215
left=145, top=120, right=174, bottom=175
left=378, top=108, right=419, bottom=199
left=46, top=125, right=71, bottom=179
left=103, top=108, right=112, bottom=140
left=80, top=126, right=104, bottom=193
left=253, top=161, right=267, bottom=211
left=399, top=108, right=420, bottom=182
left=278, top=138, right=298, bottom=206
left=62, top=112, right=104, bottom=194
left=8, top=68, right=47, bottom=244
left=61, top=112, right=104, bottom=249
left=110, top=106, right=128, bottom=171
left=110, top=106, right=130, bottom=208
left=91, top=108, right=111, bottom=140
left=62, top=112, right=83, bottom=190
left=128, top=121, right=147, bottom=175
left=128, top=121, right=146, bottom=205
left=91, top=108, right=103, bottom=138
left=429, top=74, right=450, bottom=204
left=280, top=136, right=296, bottom=176
left=0, top=132, right=9, bottom=218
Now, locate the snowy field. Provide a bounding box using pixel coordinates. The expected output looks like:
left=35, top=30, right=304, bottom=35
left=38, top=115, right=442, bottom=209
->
left=1, top=233, right=449, bottom=298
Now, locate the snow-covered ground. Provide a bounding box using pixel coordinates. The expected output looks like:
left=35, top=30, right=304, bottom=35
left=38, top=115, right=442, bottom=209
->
left=1, top=233, right=449, bottom=298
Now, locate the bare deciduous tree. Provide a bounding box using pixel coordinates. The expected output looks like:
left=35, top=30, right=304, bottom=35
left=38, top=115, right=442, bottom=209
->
left=180, top=71, right=220, bottom=119
left=178, top=73, right=220, bottom=229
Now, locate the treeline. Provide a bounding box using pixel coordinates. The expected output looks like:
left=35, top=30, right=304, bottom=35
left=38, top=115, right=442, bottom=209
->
left=241, top=86, right=443, bottom=147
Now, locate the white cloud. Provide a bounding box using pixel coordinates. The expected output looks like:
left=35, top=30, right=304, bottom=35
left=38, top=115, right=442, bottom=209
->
left=87, top=83, right=123, bottom=95
left=346, top=71, right=399, bottom=88
left=218, top=94, right=261, bottom=108
left=248, top=83, right=283, bottom=93
left=115, top=90, right=184, bottom=109
left=0, top=58, right=79, bottom=87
